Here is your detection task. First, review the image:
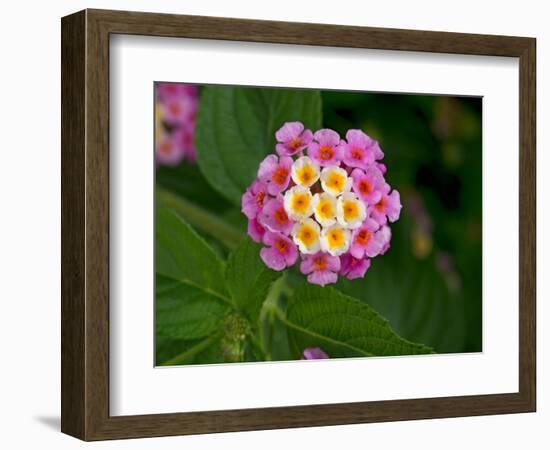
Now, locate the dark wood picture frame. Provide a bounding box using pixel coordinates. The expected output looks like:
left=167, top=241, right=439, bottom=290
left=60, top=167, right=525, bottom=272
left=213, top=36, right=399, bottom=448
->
left=61, top=9, right=536, bottom=441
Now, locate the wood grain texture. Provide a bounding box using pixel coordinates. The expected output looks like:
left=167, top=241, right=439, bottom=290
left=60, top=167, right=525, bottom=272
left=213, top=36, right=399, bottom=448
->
left=60, top=8, right=536, bottom=441
left=61, top=10, right=86, bottom=439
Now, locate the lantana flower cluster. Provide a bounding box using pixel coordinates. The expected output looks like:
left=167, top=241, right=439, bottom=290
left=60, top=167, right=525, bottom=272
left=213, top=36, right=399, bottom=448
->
left=242, top=122, right=402, bottom=286
left=155, top=83, right=198, bottom=166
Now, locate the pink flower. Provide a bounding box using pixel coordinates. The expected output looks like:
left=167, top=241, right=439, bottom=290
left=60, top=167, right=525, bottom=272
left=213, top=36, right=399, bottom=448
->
left=369, top=186, right=402, bottom=225
left=247, top=217, right=266, bottom=243
left=303, top=347, right=329, bottom=359
left=340, top=254, right=371, bottom=280
left=161, top=94, right=197, bottom=125
left=260, top=232, right=298, bottom=271
left=258, top=197, right=293, bottom=235
left=172, top=125, right=196, bottom=162
left=155, top=83, right=199, bottom=167
left=157, top=83, right=197, bottom=101
left=341, top=129, right=383, bottom=169
left=241, top=180, right=269, bottom=219
left=155, top=134, right=184, bottom=166
left=300, top=252, right=341, bottom=286
left=307, top=129, right=343, bottom=167
left=350, top=219, right=383, bottom=259
left=275, top=122, right=313, bottom=156
left=376, top=162, right=387, bottom=174
left=242, top=124, right=399, bottom=284
left=258, top=155, right=292, bottom=196
left=377, top=225, right=392, bottom=255
left=351, top=167, right=385, bottom=205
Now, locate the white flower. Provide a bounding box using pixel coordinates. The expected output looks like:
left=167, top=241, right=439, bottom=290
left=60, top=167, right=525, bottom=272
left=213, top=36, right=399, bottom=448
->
left=337, top=192, right=366, bottom=229
left=283, top=185, right=313, bottom=221
left=320, top=166, right=352, bottom=197
left=311, top=192, right=337, bottom=227
left=291, top=156, right=320, bottom=187
left=320, top=224, right=351, bottom=256
left=291, top=218, right=321, bottom=254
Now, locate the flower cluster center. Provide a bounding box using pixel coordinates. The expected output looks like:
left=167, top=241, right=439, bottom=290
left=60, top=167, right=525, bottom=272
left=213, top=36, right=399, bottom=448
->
left=242, top=122, right=402, bottom=286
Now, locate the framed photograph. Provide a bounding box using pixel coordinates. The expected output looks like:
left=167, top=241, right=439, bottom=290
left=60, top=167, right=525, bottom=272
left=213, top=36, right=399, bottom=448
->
left=61, top=9, right=536, bottom=440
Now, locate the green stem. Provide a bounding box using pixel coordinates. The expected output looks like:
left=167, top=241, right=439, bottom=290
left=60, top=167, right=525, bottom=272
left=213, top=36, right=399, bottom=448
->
left=248, top=332, right=266, bottom=361
left=259, top=276, right=288, bottom=360
left=156, top=187, right=245, bottom=250
left=162, top=334, right=220, bottom=366
left=263, top=276, right=287, bottom=312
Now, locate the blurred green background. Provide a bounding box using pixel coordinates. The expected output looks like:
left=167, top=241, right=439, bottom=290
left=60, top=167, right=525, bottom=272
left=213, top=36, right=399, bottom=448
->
left=157, top=87, right=482, bottom=359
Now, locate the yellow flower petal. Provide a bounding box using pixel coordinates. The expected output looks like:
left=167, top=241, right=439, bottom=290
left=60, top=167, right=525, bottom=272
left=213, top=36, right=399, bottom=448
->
left=320, top=166, right=352, bottom=196
left=320, top=224, right=350, bottom=256
left=291, top=156, right=320, bottom=187
left=292, top=218, right=321, bottom=254
left=312, top=192, right=337, bottom=227
left=337, top=193, right=366, bottom=229
left=284, top=186, right=313, bottom=221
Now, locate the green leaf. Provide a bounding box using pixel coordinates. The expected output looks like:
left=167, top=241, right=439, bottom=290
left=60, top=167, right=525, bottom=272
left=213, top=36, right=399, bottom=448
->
left=156, top=207, right=230, bottom=304
left=336, top=216, right=467, bottom=354
left=156, top=334, right=225, bottom=366
left=155, top=274, right=229, bottom=365
left=156, top=274, right=229, bottom=340
left=155, top=209, right=235, bottom=365
left=225, top=240, right=279, bottom=323
left=195, top=86, right=322, bottom=204
left=156, top=187, right=245, bottom=252
left=284, top=285, right=434, bottom=358
left=156, top=161, right=232, bottom=213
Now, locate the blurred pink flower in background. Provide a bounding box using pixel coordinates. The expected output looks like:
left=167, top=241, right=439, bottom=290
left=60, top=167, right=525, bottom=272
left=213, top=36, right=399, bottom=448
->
left=302, top=347, right=329, bottom=359
left=155, top=83, right=198, bottom=166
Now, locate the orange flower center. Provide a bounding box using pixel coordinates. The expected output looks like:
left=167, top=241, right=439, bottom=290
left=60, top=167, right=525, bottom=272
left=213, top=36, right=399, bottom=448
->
left=358, top=179, right=372, bottom=195
left=169, top=102, right=182, bottom=115
left=256, top=191, right=266, bottom=208
left=158, top=140, right=174, bottom=155
left=291, top=193, right=310, bottom=213
left=312, top=256, right=328, bottom=271
left=288, top=137, right=303, bottom=150
left=275, top=239, right=288, bottom=253
left=345, top=205, right=355, bottom=215
left=319, top=145, right=334, bottom=160
left=320, top=203, right=332, bottom=216
left=356, top=229, right=371, bottom=245
left=296, top=166, right=315, bottom=184
left=272, top=167, right=289, bottom=185
left=375, top=196, right=387, bottom=212
left=328, top=230, right=344, bottom=248
left=351, top=147, right=363, bottom=160
left=274, top=207, right=288, bottom=225
left=326, top=172, right=344, bottom=191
